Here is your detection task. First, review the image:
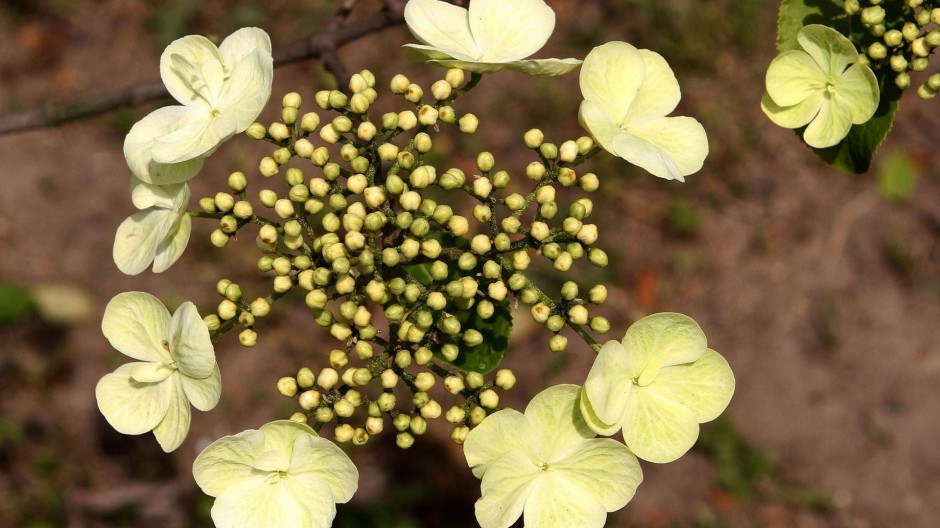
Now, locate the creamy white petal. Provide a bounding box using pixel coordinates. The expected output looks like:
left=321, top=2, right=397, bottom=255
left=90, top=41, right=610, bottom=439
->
left=836, top=63, right=879, bottom=124
left=522, top=472, right=608, bottom=528
left=113, top=209, right=176, bottom=275
left=124, top=106, right=206, bottom=185
left=551, top=438, right=642, bottom=511
left=523, top=384, right=594, bottom=461
left=501, top=58, right=582, bottom=77
left=578, top=100, right=621, bottom=153
left=761, top=90, right=823, bottom=129
left=622, top=384, right=699, bottom=463
left=160, top=35, right=222, bottom=108
left=218, top=48, right=273, bottom=131
left=797, top=24, right=858, bottom=79
left=168, top=301, right=215, bottom=379
left=463, top=409, right=537, bottom=479
left=402, top=43, right=465, bottom=61
left=260, top=420, right=318, bottom=453
left=219, top=27, right=272, bottom=68
left=623, top=49, right=682, bottom=124
left=96, top=363, right=172, bottom=435
left=765, top=50, right=828, bottom=107
left=181, top=363, right=221, bottom=411
left=619, top=116, right=709, bottom=181
left=623, top=313, right=708, bottom=384
left=581, top=341, right=635, bottom=434
left=469, top=0, right=555, bottom=63
left=404, top=0, right=479, bottom=59
left=802, top=97, right=853, bottom=149
left=289, top=435, right=359, bottom=503
left=475, top=450, right=540, bottom=528
left=101, top=291, right=171, bottom=362
left=210, top=475, right=330, bottom=528
left=129, top=362, right=174, bottom=383
left=152, top=374, right=192, bottom=452
left=152, top=213, right=191, bottom=273
left=579, top=389, right=623, bottom=436
left=193, top=428, right=267, bottom=496
left=580, top=41, right=645, bottom=124
left=655, top=349, right=735, bottom=423
left=130, top=179, right=185, bottom=210
left=149, top=111, right=228, bottom=165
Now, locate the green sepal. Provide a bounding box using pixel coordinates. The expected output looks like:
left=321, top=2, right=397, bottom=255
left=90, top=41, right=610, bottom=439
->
left=0, top=282, right=35, bottom=325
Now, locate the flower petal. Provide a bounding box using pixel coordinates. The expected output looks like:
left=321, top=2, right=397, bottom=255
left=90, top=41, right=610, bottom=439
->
left=580, top=41, right=645, bottom=124
left=835, top=63, right=879, bottom=124
left=96, top=363, right=172, bottom=435
left=404, top=0, right=479, bottom=60
left=765, top=50, right=828, bottom=107
left=622, top=385, right=699, bottom=463
left=623, top=312, right=708, bottom=384
left=168, top=301, right=215, bottom=379
left=101, top=291, right=172, bottom=362
left=160, top=35, right=223, bottom=108
left=522, top=471, right=608, bottom=528
left=113, top=209, right=176, bottom=276
left=150, top=111, right=226, bottom=165
left=152, top=374, right=192, bottom=452
left=130, top=179, right=186, bottom=210
left=402, top=44, right=461, bottom=62
left=502, top=58, right=582, bottom=77
left=182, top=363, right=221, bottom=411
left=616, top=115, right=708, bottom=181
left=260, top=420, right=318, bottom=450
left=581, top=340, right=635, bottom=435
left=760, top=90, right=823, bottom=129
left=802, top=97, right=853, bottom=149
left=523, top=384, right=594, bottom=461
left=798, top=24, right=858, bottom=79
left=218, top=48, right=273, bottom=131
left=289, top=435, right=359, bottom=503
left=623, top=49, right=681, bottom=124
left=193, top=428, right=266, bottom=497
left=153, top=213, right=191, bottom=273
left=211, top=475, right=330, bottom=528
left=578, top=100, right=621, bottom=153
left=656, top=349, right=735, bottom=423
left=469, top=0, right=554, bottom=63
left=464, top=408, right=537, bottom=479
left=129, top=362, right=174, bottom=383
left=552, top=438, right=642, bottom=512
left=219, top=27, right=272, bottom=68
left=474, top=450, right=540, bottom=528
left=283, top=474, right=341, bottom=528
left=124, top=106, right=206, bottom=185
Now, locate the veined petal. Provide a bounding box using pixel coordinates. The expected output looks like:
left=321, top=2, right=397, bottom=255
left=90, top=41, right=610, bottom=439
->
left=469, top=0, right=555, bottom=63
left=168, top=301, right=215, bottom=379
left=803, top=96, right=853, bottom=148
left=150, top=111, right=224, bottom=165
left=404, top=0, right=479, bottom=60
left=622, top=385, right=699, bottom=463
left=403, top=43, right=467, bottom=62
left=523, top=472, right=608, bottom=528
left=656, top=349, right=735, bottom=423
left=124, top=106, right=206, bottom=185
left=129, top=362, right=174, bottom=383
left=580, top=41, right=645, bottom=124
left=475, top=450, right=540, bottom=528
left=289, top=435, right=359, bottom=503
left=182, top=363, right=221, bottom=411
left=798, top=24, right=858, bottom=79
left=835, top=63, right=879, bottom=124
left=160, top=35, right=222, bottom=107
left=283, top=474, right=341, bottom=528
left=152, top=374, right=192, bottom=452
left=101, top=291, right=172, bottom=362
left=623, top=313, right=708, bottom=384
left=130, top=179, right=185, bottom=210
left=552, top=438, right=642, bottom=512
left=193, top=428, right=266, bottom=496
left=615, top=116, right=709, bottom=181
left=765, top=50, right=828, bottom=107
left=211, top=475, right=328, bottom=528
left=218, top=48, right=273, bottom=131
left=219, top=27, right=272, bottom=69
left=464, top=409, right=537, bottom=479
left=113, top=209, right=176, bottom=275
left=260, top=420, right=318, bottom=453
left=502, top=58, right=582, bottom=77
left=579, top=390, right=623, bottom=436
left=426, top=59, right=510, bottom=74
left=761, top=90, right=823, bottom=129
left=524, top=384, right=594, bottom=461
left=578, top=100, right=621, bottom=153
left=96, top=363, right=172, bottom=435
left=153, top=213, right=191, bottom=273
left=581, top=340, right=635, bottom=434
left=623, top=49, right=681, bottom=124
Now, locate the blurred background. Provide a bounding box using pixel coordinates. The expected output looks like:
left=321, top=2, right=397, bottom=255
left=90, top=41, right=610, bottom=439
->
left=1, top=0, right=939, bottom=527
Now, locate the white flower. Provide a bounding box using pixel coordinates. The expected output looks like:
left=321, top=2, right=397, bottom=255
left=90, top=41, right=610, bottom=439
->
left=463, top=384, right=642, bottom=528
left=124, top=27, right=273, bottom=185
left=96, top=292, right=220, bottom=452
left=403, top=0, right=581, bottom=77
left=580, top=313, right=735, bottom=463
left=579, top=41, right=708, bottom=181
left=112, top=179, right=191, bottom=275
left=193, top=420, right=359, bottom=528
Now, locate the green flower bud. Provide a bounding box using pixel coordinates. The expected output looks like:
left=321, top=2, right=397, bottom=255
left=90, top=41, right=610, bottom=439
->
left=448, top=215, right=470, bottom=236
left=398, top=110, right=418, bottom=131
left=418, top=105, right=439, bottom=126
left=918, top=83, right=938, bottom=99
left=568, top=305, right=589, bottom=325
left=477, top=152, right=495, bottom=172
left=913, top=57, right=930, bottom=72
left=439, top=315, right=462, bottom=335
left=431, top=79, right=453, bottom=100
left=238, top=328, right=257, bottom=347
left=546, top=314, right=564, bottom=332
left=580, top=173, right=600, bottom=192
left=250, top=297, right=271, bottom=317
left=268, top=122, right=290, bottom=141
left=487, top=281, right=508, bottom=301
left=315, top=407, right=333, bottom=423
left=414, top=346, right=433, bottom=365
left=495, top=369, right=516, bottom=390
left=311, top=147, right=330, bottom=166
left=246, top=122, right=267, bottom=139
left=896, top=71, right=912, bottom=89
left=478, top=389, right=499, bottom=409
left=523, top=128, right=544, bottom=149
left=381, top=112, right=399, bottom=130
left=349, top=92, right=370, bottom=114
left=520, top=288, right=539, bottom=305
left=410, top=166, right=435, bottom=188
left=199, top=197, right=217, bottom=213
left=273, top=275, right=293, bottom=293
left=365, top=417, right=383, bottom=436
left=219, top=215, right=238, bottom=234
left=438, top=105, right=456, bottom=123
left=471, top=234, right=492, bottom=255
left=860, top=6, right=885, bottom=26
left=463, top=329, right=484, bottom=346
left=549, top=334, right=568, bottom=352
left=526, top=161, right=546, bottom=180
left=299, top=390, right=320, bottom=410
left=530, top=303, right=551, bottom=323
left=300, top=112, right=320, bottom=132
left=459, top=113, right=479, bottom=133
left=538, top=142, right=558, bottom=160
left=278, top=376, right=298, bottom=397
left=590, top=316, right=611, bottom=333
left=390, top=73, right=410, bottom=94
left=445, top=68, right=465, bottom=88
left=472, top=177, right=493, bottom=200
left=328, top=90, right=348, bottom=109
left=469, top=406, right=487, bottom=425
left=912, top=37, right=930, bottom=57
left=512, top=250, right=531, bottom=271
left=414, top=132, right=433, bottom=153
left=588, top=248, right=609, bottom=267
left=203, top=313, right=221, bottom=331
left=273, top=147, right=292, bottom=165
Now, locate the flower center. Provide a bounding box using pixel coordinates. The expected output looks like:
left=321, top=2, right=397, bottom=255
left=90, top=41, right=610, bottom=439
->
left=825, top=81, right=836, bottom=95
left=538, top=462, right=550, bottom=472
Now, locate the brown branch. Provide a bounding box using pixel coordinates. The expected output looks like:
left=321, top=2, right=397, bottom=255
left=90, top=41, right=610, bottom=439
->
left=0, top=5, right=405, bottom=137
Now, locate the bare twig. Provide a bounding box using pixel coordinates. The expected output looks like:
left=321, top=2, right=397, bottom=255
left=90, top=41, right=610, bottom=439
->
left=0, top=4, right=405, bottom=137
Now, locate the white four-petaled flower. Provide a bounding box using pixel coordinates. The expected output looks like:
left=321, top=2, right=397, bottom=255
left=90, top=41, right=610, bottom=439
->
left=193, top=420, right=359, bottom=528
left=112, top=179, right=192, bottom=275
left=96, top=292, right=221, bottom=452
left=124, top=27, right=273, bottom=185
left=580, top=313, right=735, bottom=463
left=464, top=384, right=642, bottom=528
left=579, top=41, right=708, bottom=181
left=403, top=0, right=581, bottom=77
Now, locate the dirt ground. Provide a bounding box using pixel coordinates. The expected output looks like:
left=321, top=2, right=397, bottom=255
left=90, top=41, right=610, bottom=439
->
left=1, top=1, right=939, bottom=527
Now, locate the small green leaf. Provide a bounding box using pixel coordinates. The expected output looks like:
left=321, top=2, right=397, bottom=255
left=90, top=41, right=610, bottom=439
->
left=434, top=302, right=512, bottom=374
left=0, top=282, right=35, bottom=325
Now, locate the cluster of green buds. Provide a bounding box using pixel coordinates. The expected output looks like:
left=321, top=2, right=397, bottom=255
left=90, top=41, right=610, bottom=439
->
left=845, top=0, right=940, bottom=96
left=192, top=67, right=612, bottom=447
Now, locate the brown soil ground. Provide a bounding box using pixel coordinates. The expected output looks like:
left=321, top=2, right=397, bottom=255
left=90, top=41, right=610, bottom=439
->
left=1, top=1, right=939, bottom=527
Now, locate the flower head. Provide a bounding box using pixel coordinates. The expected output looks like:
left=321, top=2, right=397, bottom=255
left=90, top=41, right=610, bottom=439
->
left=193, top=420, right=359, bottom=528
left=124, top=28, right=273, bottom=185
left=96, top=292, right=220, bottom=452
left=403, top=0, right=581, bottom=77
left=113, top=179, right=191, bottom=275
left=761, top=24, right=879, bottom=149
left=580, top=313, right=735, bottom=463
left=464, top=384, right=642, bottom=528
left=578, top=41, right=708, bottom=181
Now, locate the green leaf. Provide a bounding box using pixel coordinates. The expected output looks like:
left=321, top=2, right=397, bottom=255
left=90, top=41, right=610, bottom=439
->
left=0, top=282, right=35, bottom=325
left=434, top=301, right=512, bottom=374
left=776, top=0, right=909, bottom=173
